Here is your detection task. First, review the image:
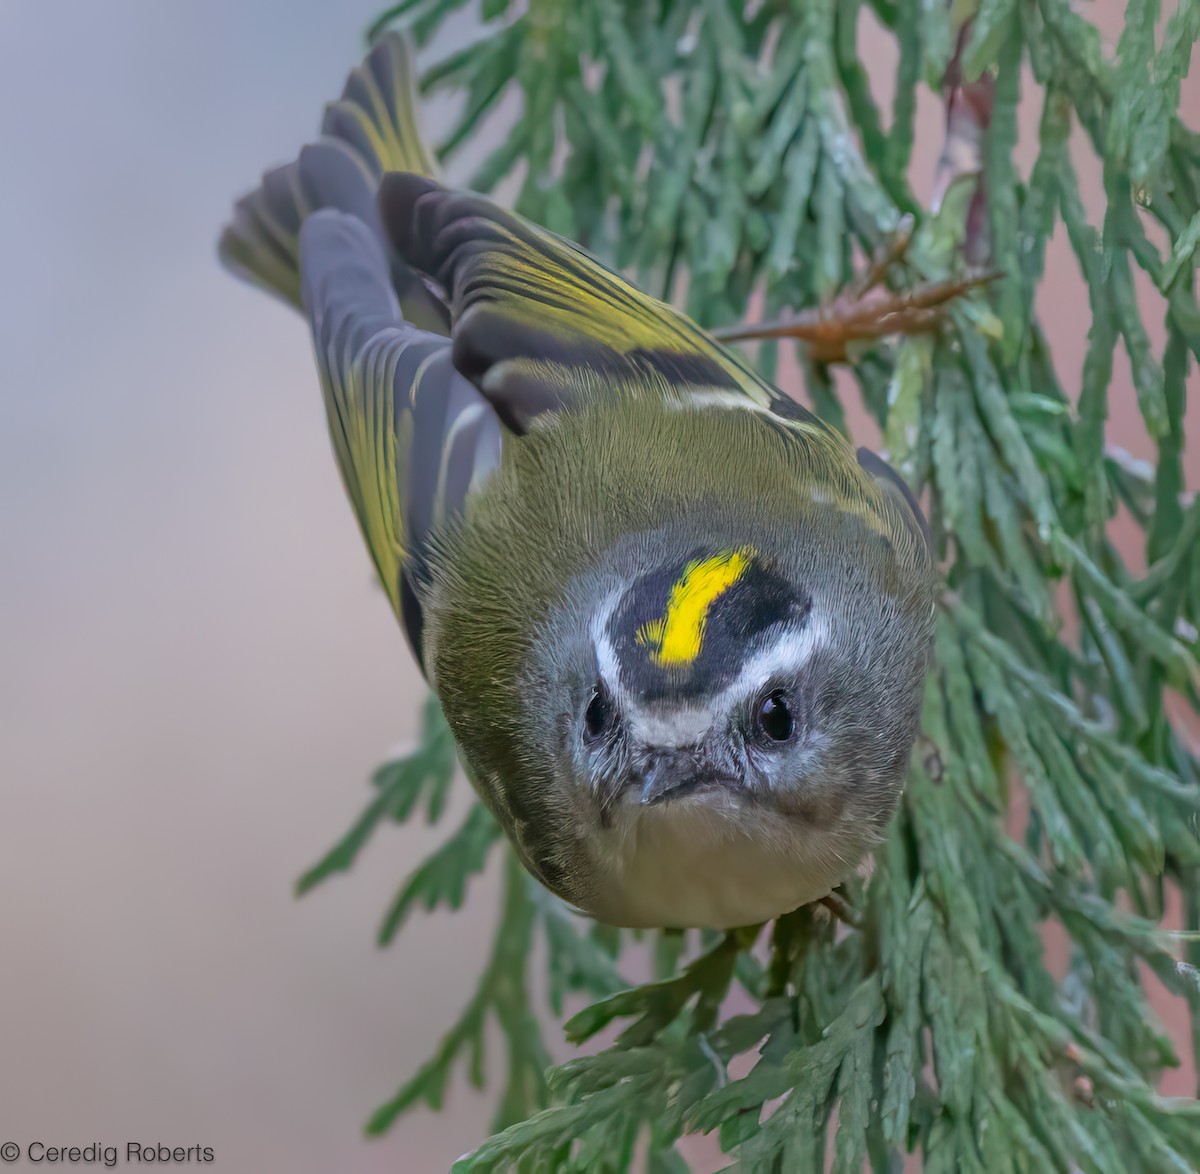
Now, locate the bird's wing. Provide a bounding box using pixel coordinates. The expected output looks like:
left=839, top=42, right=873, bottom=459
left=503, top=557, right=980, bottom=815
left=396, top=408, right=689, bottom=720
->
left=377, top=173, right=835, bottom=436
left=300, top=208, right=501, bottom=662
left=373, top=172, right=938, bottom=542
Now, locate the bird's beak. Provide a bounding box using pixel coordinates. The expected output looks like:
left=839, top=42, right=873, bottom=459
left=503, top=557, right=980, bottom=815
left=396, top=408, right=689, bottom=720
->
left=638, top=751, right=735, bottom=806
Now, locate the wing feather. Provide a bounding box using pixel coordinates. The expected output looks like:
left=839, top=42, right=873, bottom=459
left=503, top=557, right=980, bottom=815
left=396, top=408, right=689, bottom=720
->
left=299, top=209, right=501, bottom=646
left=377, top=173, right=836, bottom=438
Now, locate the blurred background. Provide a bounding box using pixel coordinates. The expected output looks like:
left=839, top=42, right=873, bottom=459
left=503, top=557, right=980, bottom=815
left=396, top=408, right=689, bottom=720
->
left=0, top=3, right=1195, bottom=1172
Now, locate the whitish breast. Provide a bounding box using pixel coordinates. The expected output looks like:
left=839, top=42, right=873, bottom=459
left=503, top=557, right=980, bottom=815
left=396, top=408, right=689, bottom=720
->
left=585, top=795, right=857, bottom=930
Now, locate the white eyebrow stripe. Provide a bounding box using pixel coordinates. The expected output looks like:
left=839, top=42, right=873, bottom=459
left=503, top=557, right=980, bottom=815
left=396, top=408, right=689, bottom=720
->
left=590, top=593, right=827, bottom=747
left=590, top=590, right=626, bottom=699
left=706, top=620, right=829, bottom=716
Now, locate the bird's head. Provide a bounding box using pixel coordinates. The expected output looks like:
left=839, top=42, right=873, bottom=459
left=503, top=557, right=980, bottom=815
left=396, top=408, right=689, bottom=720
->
left=522, top=502, right=934, bottom=926
left=583, top=545, right=821, bottom=812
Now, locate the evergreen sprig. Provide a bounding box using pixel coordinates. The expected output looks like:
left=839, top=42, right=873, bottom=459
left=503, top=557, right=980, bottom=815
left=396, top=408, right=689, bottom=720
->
left=302, top=0, right=1200, bottom=1167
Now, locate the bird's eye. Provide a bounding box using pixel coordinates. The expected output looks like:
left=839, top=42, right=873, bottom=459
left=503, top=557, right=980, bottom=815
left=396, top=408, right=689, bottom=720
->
left=584, top=683, right=614, bottom=743
left=755, top=690, right=794, bottom=742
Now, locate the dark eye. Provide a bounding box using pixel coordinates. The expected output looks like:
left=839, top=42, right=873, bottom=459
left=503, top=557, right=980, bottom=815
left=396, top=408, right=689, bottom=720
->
left=755, top=690, right=794, bottom=742
left=584, top=683, right=614, bottom=742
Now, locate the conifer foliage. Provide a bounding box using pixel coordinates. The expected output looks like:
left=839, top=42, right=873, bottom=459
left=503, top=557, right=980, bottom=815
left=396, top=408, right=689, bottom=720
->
left=302, top=1, right=1200, bottom=1168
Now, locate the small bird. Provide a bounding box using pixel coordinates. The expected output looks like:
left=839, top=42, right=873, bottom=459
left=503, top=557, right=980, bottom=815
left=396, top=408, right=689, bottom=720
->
left=220, top=33, right=936, bottom=929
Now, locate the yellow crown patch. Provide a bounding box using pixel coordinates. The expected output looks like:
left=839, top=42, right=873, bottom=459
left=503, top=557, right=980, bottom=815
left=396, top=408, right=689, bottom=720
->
left=636, top=547, right=755, bottom=668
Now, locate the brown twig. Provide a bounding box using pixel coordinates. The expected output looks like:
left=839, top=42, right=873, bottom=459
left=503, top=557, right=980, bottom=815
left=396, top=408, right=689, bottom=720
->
left=712, top=271, right=999, bottom=362
left=849, top=214, right=916, bottom=298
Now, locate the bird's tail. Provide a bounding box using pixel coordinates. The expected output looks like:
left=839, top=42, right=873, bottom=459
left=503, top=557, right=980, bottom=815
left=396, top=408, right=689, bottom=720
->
left=218, top=32, right=449, bottom=332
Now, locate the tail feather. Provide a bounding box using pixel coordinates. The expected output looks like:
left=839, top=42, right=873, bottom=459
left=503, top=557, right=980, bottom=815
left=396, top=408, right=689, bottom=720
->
left=221, top=165, right=304, bottom=304
left=328, top=31, right=438, bottom=178
left=218, top=32, right=447, bottom=331
left=297, top=140, right=381, bottom=232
